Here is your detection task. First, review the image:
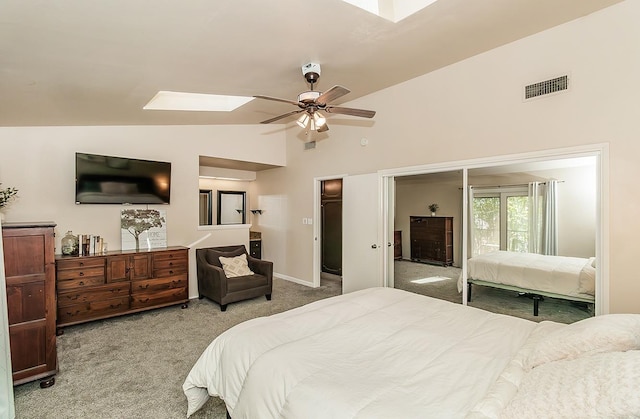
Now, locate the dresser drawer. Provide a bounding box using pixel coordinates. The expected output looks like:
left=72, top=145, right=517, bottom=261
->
left=131, top=287, right=187, bottom=309
left=57, top=283, right=130, bottom=308
left=131, top=275, right=187, bottom=294
left=57, top=266, right=106, bottom=281
left=153, top=250, right=187, bottom=263
left=57, top=296, right=130, bottom=325
left=57, top=257, right=106, bottom=270
left=56, top=276, right=105, bottom=291
left=153, top=266, right=188, bottom=278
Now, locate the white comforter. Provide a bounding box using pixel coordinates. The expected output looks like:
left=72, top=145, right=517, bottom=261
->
left=458, top=251, right=595, bottom=299
left=183, top=287, right=541, bottom=418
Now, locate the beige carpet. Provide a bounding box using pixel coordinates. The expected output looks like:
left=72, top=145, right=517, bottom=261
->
left=393, top=259, right=592, bottom=324
left=13, top=277, right=341, bottom=419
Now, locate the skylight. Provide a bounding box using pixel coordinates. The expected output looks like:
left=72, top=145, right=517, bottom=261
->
left=341, top=0, right=438, bottom=23
left=143, top=91, right=254, bottom=112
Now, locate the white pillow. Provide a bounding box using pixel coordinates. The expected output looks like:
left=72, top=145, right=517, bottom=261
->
left=578, top=263, right=596, bottom=295
left=219, top=254, right=254, bottom=278
left=502, top=351, right=640, bottom=418
left=524, top=314, right=640, bottom=369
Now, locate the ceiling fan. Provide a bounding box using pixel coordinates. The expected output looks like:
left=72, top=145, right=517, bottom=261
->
left=255, top=63, right=376, bottom=133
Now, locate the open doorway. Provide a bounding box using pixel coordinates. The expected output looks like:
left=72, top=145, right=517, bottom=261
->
left=321, top=179, right=343, bottom=281
left=313, top=175, right=346, bottom=289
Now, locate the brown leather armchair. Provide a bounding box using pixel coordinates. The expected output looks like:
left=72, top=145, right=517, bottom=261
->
left=196, top=245, right=272, bottom=311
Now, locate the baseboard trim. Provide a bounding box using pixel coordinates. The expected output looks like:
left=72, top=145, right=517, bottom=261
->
left=274, top=272, right=316, bottom=288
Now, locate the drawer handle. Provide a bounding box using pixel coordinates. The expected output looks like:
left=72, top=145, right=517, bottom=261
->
left=110, top=303, right=122, bottom=309
left=79, top=272, right=84, bottom=276
left=79, top=262, right=84, bottom=266
left=169, top=270, right=174, bottom=275
left=66, top=310, right=81, bottom=316
left=69, top=295, right=79, bottom=301
left=78, top=281, right=84, bottom=286
left=140, top=298, right=149, bottom=303
left=139, top=284, right=149, bottom=289
left=168, top=262, right=174, bottom=266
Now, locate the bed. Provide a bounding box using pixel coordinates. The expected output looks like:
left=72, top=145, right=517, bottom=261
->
left=457, top=251, right=596, bottom=315
left=183, top=287, right=640, bottom=418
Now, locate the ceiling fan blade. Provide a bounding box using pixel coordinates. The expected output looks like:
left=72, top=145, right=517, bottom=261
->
left=325, top=106, right=376, bottom=118
left=316, top=85, right=350, bottom=105
left=260, top=110, right=303, bottom=124
left=254, top=95, right=301, bottom=106
left=317, top=122, right=329, bottom=133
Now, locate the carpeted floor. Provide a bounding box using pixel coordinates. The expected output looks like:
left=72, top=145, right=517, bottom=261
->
left=13, top=277, right=341, bottom=419
left=393, top=259, right=593, bottom=323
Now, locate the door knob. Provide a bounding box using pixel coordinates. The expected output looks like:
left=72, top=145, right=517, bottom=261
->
left=387, top=242, right=392, bottom=247
left=371, top=244, right=377, bottom=249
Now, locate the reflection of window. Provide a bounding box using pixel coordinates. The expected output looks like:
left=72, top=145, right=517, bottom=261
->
left=199, top=190, right=212, bottom=225
left=472, top=188, right=528, bottom=254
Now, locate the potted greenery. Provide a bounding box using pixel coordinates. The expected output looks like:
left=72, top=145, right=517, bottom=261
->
left=0, top=184, right=19, bottom=220
left=428, top=203, right=439, bottom=216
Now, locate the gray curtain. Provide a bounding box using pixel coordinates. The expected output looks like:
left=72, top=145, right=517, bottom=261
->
left=528, top=181, right=558, bottom=255
left=468, top=186, right=477, bottom=257
left=542, top=180, right=558, bottom=255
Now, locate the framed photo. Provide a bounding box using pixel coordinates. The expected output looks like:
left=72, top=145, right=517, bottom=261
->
left=121, top=209, right=167, bottom=250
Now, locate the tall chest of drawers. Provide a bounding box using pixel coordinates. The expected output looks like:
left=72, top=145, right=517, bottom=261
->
left=56, top=246, right=189, bottom=331
left=410, top=216, right=453, bottom=266
left=2, top=222, right=57, bottom=387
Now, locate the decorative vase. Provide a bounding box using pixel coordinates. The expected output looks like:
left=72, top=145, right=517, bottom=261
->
left=61, top=230, right=79, bottom=255
left=431, top=212, right=436, bottom=216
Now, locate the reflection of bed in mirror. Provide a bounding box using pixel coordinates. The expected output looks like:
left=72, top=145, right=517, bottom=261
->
left=458, top=251, right=595, bottom=316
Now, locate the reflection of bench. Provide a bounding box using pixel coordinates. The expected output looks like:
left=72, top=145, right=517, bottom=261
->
left=460, top=251, right=596, bottom=316
left=196, top=245, right=272, bottom=311
left=467, top=279, right=594, bottom=316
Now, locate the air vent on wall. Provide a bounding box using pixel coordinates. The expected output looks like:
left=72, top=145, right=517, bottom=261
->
left=304, top=141, right=316, bottom=150
left=524, top=75, right=568, bottom=100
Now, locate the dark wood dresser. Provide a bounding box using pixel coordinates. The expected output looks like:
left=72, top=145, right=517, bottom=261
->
left=410, top=216, right=453, bottom=266
left=2, top=222, right=57, bottom=387
left=55, top=246, right=189, bottom=331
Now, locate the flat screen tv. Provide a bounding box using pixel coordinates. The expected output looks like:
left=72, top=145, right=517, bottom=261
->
left=75, top=152, right=171, bottom=204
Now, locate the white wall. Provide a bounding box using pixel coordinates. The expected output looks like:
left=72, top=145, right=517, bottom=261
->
left=0, top=125, right=285, bottom=299
left=255, top=0, right=640, bottom=313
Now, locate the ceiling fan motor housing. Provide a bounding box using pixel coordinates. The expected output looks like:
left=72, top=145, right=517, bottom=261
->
left=302, top=62, right=321, bottom=84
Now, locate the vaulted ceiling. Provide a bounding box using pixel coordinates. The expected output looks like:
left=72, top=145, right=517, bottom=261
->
left=0, top=0, right=622, bottom=127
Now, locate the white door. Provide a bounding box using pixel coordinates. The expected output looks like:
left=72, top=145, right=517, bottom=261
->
left=342, top=173, right=382, bottom=293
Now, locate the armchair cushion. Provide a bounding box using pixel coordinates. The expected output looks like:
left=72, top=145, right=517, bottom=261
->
left=205, top=246, right=246, bottom=268
left=219, top=254, right=255, bottom=278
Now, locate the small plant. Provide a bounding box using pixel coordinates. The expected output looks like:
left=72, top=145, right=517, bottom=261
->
left=0, top=184, right=19, bottom=208
left=428, top=203, right=439, bottom=213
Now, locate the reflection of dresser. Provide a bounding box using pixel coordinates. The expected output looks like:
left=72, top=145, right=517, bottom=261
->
left=394, top=230, right=402, bottom=260
left=410, top=216, right=453, bottom=266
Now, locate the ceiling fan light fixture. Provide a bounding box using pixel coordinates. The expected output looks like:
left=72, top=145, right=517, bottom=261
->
left=296, top=113, right=310, bottom=128
left=313, top=111, right=326, bottom=127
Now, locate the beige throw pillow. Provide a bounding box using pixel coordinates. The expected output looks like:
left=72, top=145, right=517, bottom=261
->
left=219, top=254, right=254, bottom=278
